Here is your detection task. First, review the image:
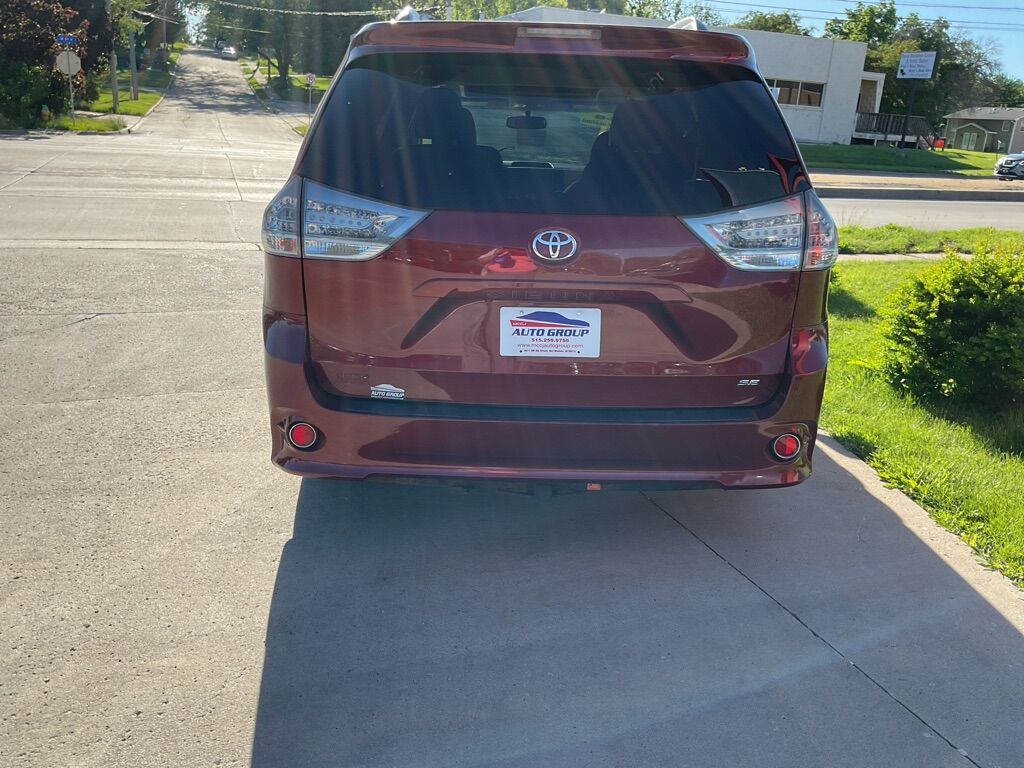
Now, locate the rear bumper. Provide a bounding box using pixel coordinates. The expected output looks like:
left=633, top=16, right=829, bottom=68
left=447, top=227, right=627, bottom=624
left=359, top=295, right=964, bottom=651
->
left=264, top=312, right=828, bottom=490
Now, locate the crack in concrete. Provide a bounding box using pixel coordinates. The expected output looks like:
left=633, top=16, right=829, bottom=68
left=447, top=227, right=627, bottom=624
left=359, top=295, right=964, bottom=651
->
left=643, top=492, right=985, bottom=768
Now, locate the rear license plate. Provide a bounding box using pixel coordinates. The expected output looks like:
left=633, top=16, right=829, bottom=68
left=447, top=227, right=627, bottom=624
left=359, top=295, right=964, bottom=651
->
left=499, top=307, right=601, bottom=358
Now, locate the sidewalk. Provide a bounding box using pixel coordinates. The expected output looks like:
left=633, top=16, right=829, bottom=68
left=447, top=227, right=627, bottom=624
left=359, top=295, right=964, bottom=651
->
left=243, top=62, right=315, bottom=133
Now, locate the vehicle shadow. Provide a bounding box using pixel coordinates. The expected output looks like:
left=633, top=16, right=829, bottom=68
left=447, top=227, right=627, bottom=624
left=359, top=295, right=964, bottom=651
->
left=249, top=445, right=1023, bottom=768
left=827, top=282, right=874, bottom=319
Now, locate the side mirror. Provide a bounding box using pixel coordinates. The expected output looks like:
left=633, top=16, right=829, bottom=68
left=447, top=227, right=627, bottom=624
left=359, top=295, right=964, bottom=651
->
left=506, top=115, right=547, bottom=130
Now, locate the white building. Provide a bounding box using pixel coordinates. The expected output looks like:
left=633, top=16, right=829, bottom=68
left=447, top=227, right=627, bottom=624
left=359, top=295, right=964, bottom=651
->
left=497, top=6, right=884, bottom=145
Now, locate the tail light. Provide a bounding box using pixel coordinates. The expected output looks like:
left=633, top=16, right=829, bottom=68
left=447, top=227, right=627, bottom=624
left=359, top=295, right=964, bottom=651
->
left=301, top=180, right=428, bottom=261
left=682, top=191, right=838, bottom=271
left=261, top=177, right=429, bottom=261
left=262, top=176, right=300, bottom=257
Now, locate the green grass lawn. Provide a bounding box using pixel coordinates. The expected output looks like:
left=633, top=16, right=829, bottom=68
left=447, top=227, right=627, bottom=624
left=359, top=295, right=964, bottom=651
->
left=47, top=115, right=125, bottom=132
left=801, top=144, right=998, bottom=176
left=83, top=89, right=162, bottom=116
left=838, top=225, right=1024, bottom=255
left=288, top=74, right=331, bottom=92
left=823, top=260, right=1024, bottom=585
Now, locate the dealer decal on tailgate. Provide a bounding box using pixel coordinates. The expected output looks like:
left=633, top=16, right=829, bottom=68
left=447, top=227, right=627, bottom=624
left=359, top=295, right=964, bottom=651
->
left=499, top=308, right=602, bottom=358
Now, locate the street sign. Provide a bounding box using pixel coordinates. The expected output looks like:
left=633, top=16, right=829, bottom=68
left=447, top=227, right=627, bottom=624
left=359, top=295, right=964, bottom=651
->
left=898, top=51, right=937, bottom=79
left=305, top=72, right=316, bottom=87
left=56, top=33, right=79, bottom=46
left=55, top=50, right=82, bottom=76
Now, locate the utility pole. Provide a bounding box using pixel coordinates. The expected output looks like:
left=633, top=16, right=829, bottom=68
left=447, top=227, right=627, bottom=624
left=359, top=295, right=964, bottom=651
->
left=446, top=0, right=452, bottom=20
left=107, top=0, right=119, bottom=112
left=903, top=80, right=919, bottom=149
left=128, top=26, right=138, bottom=100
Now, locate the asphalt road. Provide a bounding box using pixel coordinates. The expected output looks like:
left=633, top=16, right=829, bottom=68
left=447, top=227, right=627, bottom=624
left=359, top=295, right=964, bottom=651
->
left=2, top=49, right=1023, bottom=768
left=825, top=197, right=1024, bottom=231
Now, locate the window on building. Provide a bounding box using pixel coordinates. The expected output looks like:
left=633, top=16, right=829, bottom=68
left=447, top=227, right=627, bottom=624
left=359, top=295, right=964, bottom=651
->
left=799, top=82, right=824, bottom=107
left=1004, top=121, right=1013, bottom=132
left=766, top=79, right=826, bottom=108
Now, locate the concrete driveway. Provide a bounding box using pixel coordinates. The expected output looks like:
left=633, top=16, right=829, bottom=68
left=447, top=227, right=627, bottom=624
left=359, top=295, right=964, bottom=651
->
left=1, top=49, right=1022, bottom=768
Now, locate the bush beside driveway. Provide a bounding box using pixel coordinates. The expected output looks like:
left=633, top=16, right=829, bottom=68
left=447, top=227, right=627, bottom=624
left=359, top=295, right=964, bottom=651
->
left=823, top=258, right=1024, bottom=584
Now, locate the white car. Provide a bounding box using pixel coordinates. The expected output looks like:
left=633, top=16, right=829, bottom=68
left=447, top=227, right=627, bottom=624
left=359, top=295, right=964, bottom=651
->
left=221, top=46, right=238, bottom=60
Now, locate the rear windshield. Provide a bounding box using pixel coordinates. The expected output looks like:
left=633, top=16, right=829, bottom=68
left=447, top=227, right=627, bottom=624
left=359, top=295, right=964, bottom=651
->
left=298, top=52, right=802, bottom=215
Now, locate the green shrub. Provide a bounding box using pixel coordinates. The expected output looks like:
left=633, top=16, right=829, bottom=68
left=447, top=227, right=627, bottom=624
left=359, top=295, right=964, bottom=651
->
left=0, top=62, right=67, bottom=126
left=881, top=247, right=1024, bottom=407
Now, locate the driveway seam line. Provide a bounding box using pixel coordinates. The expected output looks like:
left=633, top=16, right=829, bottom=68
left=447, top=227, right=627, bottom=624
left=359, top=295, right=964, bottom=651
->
left=2, top=385, right=264, bottom=408
left=642, top=492, right=984, bottom=768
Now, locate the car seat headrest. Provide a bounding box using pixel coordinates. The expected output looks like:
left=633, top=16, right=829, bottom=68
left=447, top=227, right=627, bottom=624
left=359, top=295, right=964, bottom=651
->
left=609, top=97, right=692, bottom=155
left=409, top=87, right=472, bottom=147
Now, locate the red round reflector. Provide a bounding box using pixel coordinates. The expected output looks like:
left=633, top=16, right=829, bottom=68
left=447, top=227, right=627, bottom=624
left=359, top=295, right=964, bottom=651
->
left=288, top=422, right=318, bottom=450
left=772, top=434, right=802, bottom=461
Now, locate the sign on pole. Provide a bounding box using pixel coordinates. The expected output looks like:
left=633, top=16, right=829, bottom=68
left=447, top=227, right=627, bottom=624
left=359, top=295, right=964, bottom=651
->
left=55, top=51, right=82, bottom=122
left=55, top=50, right=81, bottom=76
left=305, top=73, right=316, bottom=123
left=897, top=51, right=937, bottom=79
left=56, top=34, right=79, bottom=47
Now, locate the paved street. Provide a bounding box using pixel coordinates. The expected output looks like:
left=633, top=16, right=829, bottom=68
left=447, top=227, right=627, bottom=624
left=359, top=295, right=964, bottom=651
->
left=2, top=49, right=1023, bottom=768
left=825, top=197, right=1024, bottom=230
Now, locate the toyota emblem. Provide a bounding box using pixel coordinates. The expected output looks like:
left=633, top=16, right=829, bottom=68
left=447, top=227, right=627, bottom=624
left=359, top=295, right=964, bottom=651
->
left=530, top=229, right=579, bottom=263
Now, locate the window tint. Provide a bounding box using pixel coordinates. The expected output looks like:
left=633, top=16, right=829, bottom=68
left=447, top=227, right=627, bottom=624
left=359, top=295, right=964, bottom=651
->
left=299, top=53, right=801, bottom=215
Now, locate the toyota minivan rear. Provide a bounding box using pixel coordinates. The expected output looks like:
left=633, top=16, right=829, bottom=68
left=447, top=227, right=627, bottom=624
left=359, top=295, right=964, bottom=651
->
left=262, top=21, right=836, bottom=489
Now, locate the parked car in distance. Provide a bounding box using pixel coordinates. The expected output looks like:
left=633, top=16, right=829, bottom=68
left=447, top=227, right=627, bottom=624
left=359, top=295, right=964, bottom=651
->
left=261, top=20, right=838, bottom=491
left=995, top=153, right=1024, bottom=180
left=221, top=46, right=237, bottom=60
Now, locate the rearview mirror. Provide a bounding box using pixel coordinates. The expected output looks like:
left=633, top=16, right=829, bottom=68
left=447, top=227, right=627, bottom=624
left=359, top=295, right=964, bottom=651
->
left=506, top=115, right=547, bottom=130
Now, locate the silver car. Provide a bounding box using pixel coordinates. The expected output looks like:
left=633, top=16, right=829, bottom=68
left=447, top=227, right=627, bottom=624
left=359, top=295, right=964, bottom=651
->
left=221, top=46, right=238, bottom=60
left=995, top=153, right=1024, bottom=180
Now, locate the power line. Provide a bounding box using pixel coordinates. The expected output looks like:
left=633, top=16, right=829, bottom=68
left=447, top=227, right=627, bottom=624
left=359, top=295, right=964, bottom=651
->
left=196, top=0, right=432, bottom=16
left=821, top=0, right=1023, bottom=11
left=711, top=0, right=1024, bottom=31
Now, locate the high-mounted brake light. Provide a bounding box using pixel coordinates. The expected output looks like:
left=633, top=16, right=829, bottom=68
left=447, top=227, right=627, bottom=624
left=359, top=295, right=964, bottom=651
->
left=681, top=191, right=838, bottom=272
left=262, top=176, right=300, bottom=257
left=517, top=27, right=602, bottom=40
left=302, top=180, right=429, bottom=261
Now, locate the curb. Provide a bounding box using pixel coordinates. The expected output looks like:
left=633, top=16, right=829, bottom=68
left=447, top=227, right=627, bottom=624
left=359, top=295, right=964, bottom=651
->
left=816, top=186, right=1024, bottom=202
left=246, top=77, right=307, bottom=136
left=125, top=92, right=166, bottom=134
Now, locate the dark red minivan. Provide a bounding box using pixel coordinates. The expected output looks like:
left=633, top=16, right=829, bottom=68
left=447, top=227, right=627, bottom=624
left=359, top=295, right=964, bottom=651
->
left=262, top=20, right=837, bottom=489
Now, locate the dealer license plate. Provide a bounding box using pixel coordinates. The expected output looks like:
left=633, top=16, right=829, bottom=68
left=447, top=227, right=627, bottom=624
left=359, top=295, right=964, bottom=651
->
left=499, top=307, right=601, bottom=358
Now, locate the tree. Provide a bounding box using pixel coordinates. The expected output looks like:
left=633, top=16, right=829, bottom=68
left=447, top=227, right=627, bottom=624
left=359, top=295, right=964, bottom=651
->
left=660, top=0, right=726, bottom=25
left=824, top=0, right=898, bottom=47
left=987, top=74, right=1024, bottom=107
left=0, top=0, right=88, bottom=122
left=62, top=0, right=109, bottom=72
left=732, top=11, right=809, bottom=36
left=452, top=0, right=566, bottom=21
left=823, top=0, right=1013, bottom=129
left=624, top=0, right=661, bottom=19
